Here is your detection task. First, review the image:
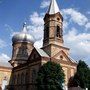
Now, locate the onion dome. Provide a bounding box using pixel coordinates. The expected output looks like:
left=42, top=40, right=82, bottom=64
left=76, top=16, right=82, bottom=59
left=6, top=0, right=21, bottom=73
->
left=12, top=22, right=35, bottom=44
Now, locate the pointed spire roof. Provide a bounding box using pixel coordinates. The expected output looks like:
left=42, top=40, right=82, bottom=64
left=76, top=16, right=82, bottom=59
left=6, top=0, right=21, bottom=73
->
left=47, top=0, right=60, bottom=15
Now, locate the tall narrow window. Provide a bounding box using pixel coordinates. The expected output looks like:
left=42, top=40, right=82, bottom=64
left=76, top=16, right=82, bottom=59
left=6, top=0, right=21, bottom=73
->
left=44, top=27, right=49, bottom=39
left=17, top=46, right=28, bottom=57
left=60, top=28, right=63, bottom=37
left=13, top=75, right=16, bottom=84
left=21, top=73, right=24, bottom=84
left=17, top=74, right=20, bottom=84
left=56, top=26, right=60, bottom=37
left=31, top=69, right=36, bottom=83
left=25, top=72, right=28, bottom=84
left=56, top=26, right=63, bottom=37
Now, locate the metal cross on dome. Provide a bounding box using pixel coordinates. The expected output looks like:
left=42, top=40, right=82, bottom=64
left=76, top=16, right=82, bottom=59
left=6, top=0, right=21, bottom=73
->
left=22, top=22, right=28, bottom=33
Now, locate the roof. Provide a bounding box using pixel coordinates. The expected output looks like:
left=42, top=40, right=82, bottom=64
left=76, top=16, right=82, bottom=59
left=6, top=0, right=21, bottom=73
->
left=35, top=48, right=49, bottom=57
left=0, top=62, right=12, bottom=68
left=60, top=50, right=77, bottom=64
left=68, top=56, right=77, bottom=64
left=12, top=22, right=35, bottom=44
left=47, top=0, right=60, bottom=14
left=52, top=50, right=77, bottom=64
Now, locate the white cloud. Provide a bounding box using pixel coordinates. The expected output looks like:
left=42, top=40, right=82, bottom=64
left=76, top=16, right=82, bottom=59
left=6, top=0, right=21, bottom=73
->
left=34, top=38, right=43, bottom=48
left=40, top=0, right=50, bottom=8
left=0, top=53, right=10, bottom=62
left=4, top=24, right=16, bottom=38
left=5, top=24, right=14, bottom=33
left=30, top=12, right=44, bottom=26
left=85, top=22, right=90, bottom=30
left=63, top=21, right=69, bottom=31
left=0, top=39, right=6, bottom=48
left=27, top=12, right=44, bottom=42
left=62, top=8, right=88, bottom=26
left=64, top=28, right=90, bottom=64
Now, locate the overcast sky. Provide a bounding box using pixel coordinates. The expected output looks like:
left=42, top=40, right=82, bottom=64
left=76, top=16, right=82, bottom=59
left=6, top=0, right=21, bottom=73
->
left=0, top=0, right=90, bottom=65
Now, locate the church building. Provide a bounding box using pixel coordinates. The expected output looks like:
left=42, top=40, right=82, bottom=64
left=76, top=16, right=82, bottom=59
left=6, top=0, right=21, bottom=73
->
left=8, top=0, right=77, bottom=90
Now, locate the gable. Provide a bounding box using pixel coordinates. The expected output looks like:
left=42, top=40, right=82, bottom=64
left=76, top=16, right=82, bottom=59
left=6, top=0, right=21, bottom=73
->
left=28, top=48, right=41, bottom=61
left=28, top=48, right=49, bottom=61
left=52, top=50, right=77, bottom=64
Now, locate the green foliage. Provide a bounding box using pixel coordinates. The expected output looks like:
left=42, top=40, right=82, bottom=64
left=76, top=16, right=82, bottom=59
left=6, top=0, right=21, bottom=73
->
left=36, top=61, right=65, bottom=90
left=68, top=77, right=79, bottom=88
left=87, top=69, right=90, bottom=90
left=72, top=60, right=90, bottom=89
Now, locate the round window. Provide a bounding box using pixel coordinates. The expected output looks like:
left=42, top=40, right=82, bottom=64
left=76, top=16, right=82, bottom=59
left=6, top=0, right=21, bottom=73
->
left=60, top=55, right=63, bottom=59
left=57, top=18, right=60, bottom=21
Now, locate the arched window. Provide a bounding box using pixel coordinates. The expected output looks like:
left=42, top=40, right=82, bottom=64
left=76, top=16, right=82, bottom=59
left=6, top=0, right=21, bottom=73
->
left=23, top=73, right=25, bottom=84
left=13, top=75, right=16, bottom=84
left=60, top=28, right=63, bottom=37
left=56, top=26, right=63, bottom=37
left=56, top=26, right=60, bottom=37
left=17, top=74, right=19, bottom=84
left=44, top=27, right=49, bottom=39
left=17, top=47, right=28, bottom=57
left=25, top=72, right=28, bottom=84
left=15, top=75, right=17, bottom=84
left=31, top=69, right=36, bottom=83
left=17, top=74, right=21, bottom=84
left=21, top=73, right=24, bottom=84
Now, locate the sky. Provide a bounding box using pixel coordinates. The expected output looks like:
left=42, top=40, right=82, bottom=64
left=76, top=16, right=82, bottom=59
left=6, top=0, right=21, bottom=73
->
left=0, top=0, right=90, bottom=65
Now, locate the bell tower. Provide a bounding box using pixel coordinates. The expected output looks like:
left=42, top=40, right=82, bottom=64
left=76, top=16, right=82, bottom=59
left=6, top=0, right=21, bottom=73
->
left=42, top=0, right=67, bottom=57
left=43, top=0, right=63, bottom=47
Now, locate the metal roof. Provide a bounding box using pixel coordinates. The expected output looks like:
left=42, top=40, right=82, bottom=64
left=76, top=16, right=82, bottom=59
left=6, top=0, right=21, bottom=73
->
left=12, top=22, right=35, bottom=44
left=68, top=56, right=77, bottom=64
left=35, top=48, right=49, bottom=57
left=0, top=62, right=12, bottom=68
left=47, top=0, right=60, bottom=14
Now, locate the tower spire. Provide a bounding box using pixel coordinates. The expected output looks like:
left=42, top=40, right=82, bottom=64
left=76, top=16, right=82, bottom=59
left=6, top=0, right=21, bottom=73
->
left=47, top=0, right=60, bottom=14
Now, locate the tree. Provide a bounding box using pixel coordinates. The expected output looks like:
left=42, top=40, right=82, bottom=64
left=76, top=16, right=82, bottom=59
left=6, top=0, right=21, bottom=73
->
left=87, top=69, right=90, bottom=90
left=72, top=60, right=90, bottom=89
left=36, top=61, right=65, bottom=90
